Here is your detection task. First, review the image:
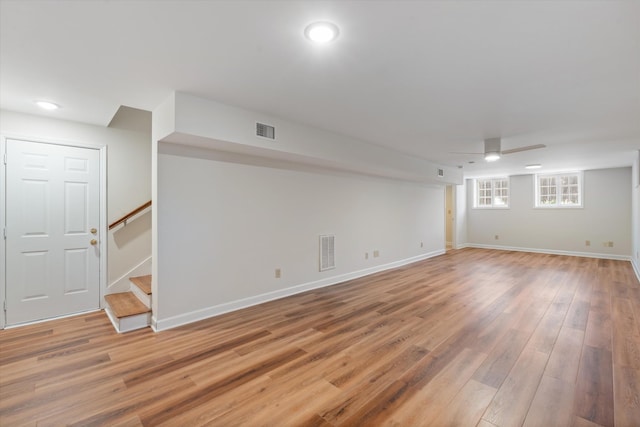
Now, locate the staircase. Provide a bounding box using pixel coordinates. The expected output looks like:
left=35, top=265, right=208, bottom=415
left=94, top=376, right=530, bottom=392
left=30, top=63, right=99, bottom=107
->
left=104, top=275, right=151, bottom=333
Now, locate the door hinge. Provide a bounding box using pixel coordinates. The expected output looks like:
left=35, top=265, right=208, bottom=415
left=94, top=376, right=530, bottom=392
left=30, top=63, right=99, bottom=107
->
left=3, top=152, right=6, bottom=165
left=3, top=228, right=5, bottom=240
left=3, top=301, right=6, bottom=312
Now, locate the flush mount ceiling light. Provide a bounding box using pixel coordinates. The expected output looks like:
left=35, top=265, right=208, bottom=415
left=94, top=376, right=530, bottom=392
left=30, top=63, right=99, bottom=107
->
left=304, top=21, right=339, bottom=44
left=525, top=164, right=542, bottom=169
left=35, top=100, right=60, bottom=110
left=484, top=152, right=500, bottom=162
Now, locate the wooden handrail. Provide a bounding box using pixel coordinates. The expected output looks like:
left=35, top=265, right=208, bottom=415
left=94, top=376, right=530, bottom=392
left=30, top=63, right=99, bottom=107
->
left=109, top=200, right=152, bottom=230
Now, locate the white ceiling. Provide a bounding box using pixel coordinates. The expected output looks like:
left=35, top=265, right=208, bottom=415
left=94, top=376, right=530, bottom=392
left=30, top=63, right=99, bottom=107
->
left=1, top=0, right=639, bottom=177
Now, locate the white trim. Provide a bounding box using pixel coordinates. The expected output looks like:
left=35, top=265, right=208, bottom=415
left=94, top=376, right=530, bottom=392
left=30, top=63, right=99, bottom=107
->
left=632, top=257, right=640, bottom=283
left=3, top=308, right=102, bottom=329
left=105, top=307, right=151, bottom=333
left=107, top=256, right=152, bottom=294
left=153, top=249, right=444, bottom=331
left=0, top=137, right=6, bottom=330
left=465, top=243, right=631, bottom=261
left=0, top=134, right=107, bottom=328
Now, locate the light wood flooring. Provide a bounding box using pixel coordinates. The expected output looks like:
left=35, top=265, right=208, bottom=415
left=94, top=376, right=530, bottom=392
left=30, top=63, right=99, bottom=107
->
left=1, top=248, right=639, bottom=426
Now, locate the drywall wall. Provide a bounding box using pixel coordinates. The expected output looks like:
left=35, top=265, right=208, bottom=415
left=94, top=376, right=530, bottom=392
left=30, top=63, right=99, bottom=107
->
left=157, top=92, right=463, bottom=185
left=455, top=181, right=468, bottom=247
left=0, top=109, right=152, bottom=292
left=155, top=142, right=445, bottom=329
left=467, top=167, right=632, bottom=258
left=632, top=153, right=639, bottom=278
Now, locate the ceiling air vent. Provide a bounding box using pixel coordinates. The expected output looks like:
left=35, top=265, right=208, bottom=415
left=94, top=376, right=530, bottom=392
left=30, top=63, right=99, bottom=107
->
left=437, top=168, right=444, bottom=178
left=256, top=122, right=275, bottom=139
left=319, top=235, right=335, bottom=272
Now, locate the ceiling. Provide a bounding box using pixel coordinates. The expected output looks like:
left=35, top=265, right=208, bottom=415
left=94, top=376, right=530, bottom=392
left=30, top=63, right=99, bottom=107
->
left=1, top=0, right=639, bottom=177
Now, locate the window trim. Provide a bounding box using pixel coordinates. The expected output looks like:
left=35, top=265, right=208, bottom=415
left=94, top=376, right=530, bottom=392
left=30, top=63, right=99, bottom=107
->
left=473, top=177, right=510, bottom=209
left=534, top=171, right=584, bottom=209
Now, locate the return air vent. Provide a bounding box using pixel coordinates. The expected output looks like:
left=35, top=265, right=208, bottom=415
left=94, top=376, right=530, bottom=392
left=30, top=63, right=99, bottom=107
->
left=319, top=235, right=335, bottom=272
left=437, top=168, right=444, bottom=178
left=256, top=122, right=275, bottom=139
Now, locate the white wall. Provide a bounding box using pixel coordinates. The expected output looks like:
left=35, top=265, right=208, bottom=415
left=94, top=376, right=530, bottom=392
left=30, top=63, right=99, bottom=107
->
left=467, top=167, right=632, bottom=258
left=455, top=181, right=468, bottom=247
left=632, top=152, right=640, bottom=278
left=155, top=143, right=444, bottom=329
left=160, top=92, right=463, bottom=186
left=0, top=110, right=152, bottom=293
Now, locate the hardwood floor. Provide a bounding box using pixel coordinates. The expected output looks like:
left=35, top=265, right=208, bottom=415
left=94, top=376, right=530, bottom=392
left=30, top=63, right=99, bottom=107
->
left=1, top=248, right=639, bottom=426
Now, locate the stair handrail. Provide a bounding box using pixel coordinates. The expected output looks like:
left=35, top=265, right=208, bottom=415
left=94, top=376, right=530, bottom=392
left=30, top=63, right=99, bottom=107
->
left=109, top=200, right=152, bottom=230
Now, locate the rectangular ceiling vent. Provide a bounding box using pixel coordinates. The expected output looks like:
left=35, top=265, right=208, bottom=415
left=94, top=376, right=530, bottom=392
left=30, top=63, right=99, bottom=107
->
left=256, top=122, right=275, bottom=139
left=437, top=168, right=444, bottom=178
left=319, top=234, right=335, bottom=272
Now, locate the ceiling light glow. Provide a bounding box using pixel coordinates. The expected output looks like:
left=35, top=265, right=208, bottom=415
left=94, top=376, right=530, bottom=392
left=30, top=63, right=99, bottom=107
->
left=35, top=101, right=60, bottom=110
left=304, top=21, right=339, bottom=44
left=484, top=152, right=500, bottom=162
left=525, top=164, right=542, bottom=169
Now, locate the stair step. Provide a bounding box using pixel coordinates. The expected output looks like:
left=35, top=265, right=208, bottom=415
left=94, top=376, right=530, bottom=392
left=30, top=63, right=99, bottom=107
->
left=105, top=292, right=151, bottom=318
left=130, top=275, right=151, bottom=295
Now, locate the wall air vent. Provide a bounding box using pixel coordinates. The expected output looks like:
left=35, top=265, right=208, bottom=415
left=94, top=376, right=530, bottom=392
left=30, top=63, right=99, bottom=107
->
left=437, top=168, right=444, bottom=178
left=256, top=122, right=275, bottom=139
left=319, top=234, right=335, bottom=271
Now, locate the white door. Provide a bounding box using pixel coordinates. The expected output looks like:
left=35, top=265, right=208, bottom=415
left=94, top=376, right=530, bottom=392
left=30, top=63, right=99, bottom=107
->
left=5, top=139, right=101, bottom=325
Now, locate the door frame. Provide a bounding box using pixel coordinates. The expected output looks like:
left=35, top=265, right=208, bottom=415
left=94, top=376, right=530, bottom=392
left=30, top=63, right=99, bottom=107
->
left=0, top=134, right=108, bottom=329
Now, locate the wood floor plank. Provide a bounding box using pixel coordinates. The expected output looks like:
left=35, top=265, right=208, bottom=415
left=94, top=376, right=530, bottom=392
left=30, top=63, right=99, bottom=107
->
left=522, top=375, right=575, bottom=427
left=481, top=347, right=549, bottom=427
left=0, top=248, right=637, bottom=426
left=574, top=345, right=615, bottom=427
left=613, top=365, right=640, bottom=427
left=545, top=326, right=585, bottom=384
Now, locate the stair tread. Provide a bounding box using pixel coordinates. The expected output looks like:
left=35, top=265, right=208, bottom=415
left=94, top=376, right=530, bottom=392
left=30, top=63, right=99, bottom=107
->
left=130, top=275, right=151, bottom=295
left=105, top=292, right=150, bottom=318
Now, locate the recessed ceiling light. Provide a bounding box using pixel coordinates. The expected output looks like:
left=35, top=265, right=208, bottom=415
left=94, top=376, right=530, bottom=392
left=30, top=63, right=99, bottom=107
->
left=304, top=21, right=339, bottom=44
left=484, top=152, right=500, bottom=162
left=525, top=164, right=542, bottom=169
left=35, top=101, right=60, bottom=110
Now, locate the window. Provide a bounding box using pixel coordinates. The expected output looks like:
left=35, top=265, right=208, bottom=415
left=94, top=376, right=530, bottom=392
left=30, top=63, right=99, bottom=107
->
left=535, top=172, right=583, bottom=208
left=474, top=177, right=509, bottom=208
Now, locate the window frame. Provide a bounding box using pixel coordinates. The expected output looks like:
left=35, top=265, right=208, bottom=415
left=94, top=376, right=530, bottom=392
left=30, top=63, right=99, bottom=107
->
left=473, top=177, right=510, bottom=209
left=534, top=171, right=583, bottom=208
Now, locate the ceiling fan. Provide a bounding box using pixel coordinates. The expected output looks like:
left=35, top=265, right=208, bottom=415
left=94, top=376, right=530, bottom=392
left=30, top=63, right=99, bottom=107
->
left=454, top=138, right=546, bottom=162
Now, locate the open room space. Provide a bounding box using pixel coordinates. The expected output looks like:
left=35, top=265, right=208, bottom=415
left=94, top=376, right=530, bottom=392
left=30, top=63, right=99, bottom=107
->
left=1, top=1, right=639, bottom=425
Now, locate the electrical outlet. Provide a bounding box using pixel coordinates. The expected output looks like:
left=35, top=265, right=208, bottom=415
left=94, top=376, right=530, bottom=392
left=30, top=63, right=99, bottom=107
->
left=365, top=252, right=369, bottom=260
left=275, top=268, right=281, bottom=278
left=585, top=240, right=590, bottom=246
left=494, top=235, right=499, bottom=240
left=608, top=241, right=614, bottom=247
left=373, top=250, right=380, bottom=258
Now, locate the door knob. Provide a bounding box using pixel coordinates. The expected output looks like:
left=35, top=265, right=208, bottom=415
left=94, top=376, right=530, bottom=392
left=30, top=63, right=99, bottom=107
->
left=90, top=239, right=98, bottom=246
left=90, top=228, right=97, bottom=234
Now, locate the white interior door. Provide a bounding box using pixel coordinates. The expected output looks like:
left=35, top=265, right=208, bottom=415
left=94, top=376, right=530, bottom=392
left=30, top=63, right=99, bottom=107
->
left=5, top=139, right=101, bottom=325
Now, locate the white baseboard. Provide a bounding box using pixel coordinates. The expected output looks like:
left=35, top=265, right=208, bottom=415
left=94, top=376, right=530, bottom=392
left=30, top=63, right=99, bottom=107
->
left=153, top=249, right=445, bottom=332
left=464, top=243, right=631, bottom=261
left=107, top=256, right=152, bottom=294
left=632, top=257, right=640, bottom=283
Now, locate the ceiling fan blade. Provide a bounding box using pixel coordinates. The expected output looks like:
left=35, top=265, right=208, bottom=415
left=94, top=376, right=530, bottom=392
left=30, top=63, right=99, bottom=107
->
left=449, top=151, right=483, bottom=155
left=501, top=144, right=546, bottom=155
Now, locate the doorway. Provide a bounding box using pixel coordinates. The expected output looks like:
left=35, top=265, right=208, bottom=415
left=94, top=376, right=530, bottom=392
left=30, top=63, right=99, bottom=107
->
left=3, top=138, right=105, bottom=326
left=445, top=185, right=455, bottom=251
